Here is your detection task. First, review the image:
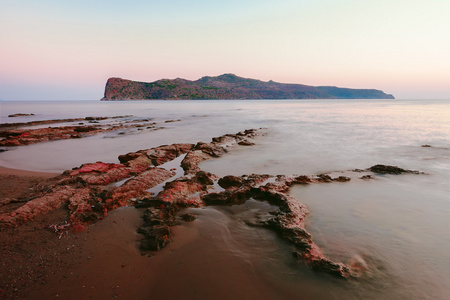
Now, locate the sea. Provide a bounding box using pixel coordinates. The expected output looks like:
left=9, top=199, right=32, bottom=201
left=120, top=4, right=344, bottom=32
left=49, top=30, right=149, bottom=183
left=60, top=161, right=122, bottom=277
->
left=1, top=99, right=449, bottom=299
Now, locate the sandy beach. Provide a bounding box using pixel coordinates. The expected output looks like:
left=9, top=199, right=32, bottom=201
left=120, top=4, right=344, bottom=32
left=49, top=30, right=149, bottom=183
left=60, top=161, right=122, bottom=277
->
left=0, top=167, right=68, bottom=299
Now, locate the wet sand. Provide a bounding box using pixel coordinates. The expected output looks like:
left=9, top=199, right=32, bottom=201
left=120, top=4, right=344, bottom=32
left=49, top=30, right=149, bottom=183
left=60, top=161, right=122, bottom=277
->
left=0, top=167, right=303, bottom=300
left=0, top=166, right=58, bottom=201
left=0, top=167, right=72, bottom=299
left=26, top=207, right=302, bottom=300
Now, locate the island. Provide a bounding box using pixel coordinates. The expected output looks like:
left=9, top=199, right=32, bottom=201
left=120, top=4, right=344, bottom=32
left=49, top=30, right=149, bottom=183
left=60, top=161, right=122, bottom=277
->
left=101, top=74, right=395, bottom=100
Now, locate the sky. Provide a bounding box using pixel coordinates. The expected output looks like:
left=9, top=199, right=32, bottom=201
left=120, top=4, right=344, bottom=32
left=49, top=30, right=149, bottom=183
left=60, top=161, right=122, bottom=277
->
left=0, top=0, right=449, bottom=100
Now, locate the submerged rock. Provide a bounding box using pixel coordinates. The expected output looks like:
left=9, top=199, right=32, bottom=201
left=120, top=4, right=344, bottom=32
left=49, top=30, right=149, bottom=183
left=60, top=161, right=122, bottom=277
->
left=8, top=113, right=35, bottom=117
left=333, top=176, right=351, bottom=182
left=317, top=174, right=333, bottom=182
left=369, top=164, right=421, bottom=175
left=205, top=175, right=353, bottom=278
left=292, top=175, right=312, bottom=184
left=238, top=140, right=255, bottom=146
left=180, top=213, right=197, bottom=222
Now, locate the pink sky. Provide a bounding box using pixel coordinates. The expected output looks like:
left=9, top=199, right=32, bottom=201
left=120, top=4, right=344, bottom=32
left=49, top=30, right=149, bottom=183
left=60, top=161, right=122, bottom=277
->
left=1, top=0, right=449, bottom=100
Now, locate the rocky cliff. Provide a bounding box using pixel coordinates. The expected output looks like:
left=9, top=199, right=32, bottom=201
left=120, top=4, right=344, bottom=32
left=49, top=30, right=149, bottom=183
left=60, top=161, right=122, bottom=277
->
left=101, top=74, right=394, bottom=100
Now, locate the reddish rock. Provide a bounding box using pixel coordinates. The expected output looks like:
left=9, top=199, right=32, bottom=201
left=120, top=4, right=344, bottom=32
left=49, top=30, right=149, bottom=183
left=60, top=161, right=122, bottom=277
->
left=73, top=126, right=97, bottom=133
left=317, top=174, right=333, bottom=182
left=0, top=117, right=90, bottom=129
left=258, top=181, right=290, bottom=193
left=123, top=155, right=154, bottom=174
left=292, top=175, right=312, bottom=184
left=155, top=178, right=206, bottom=207
left=67, top=187, right=105, bottom=223
left=70, top=162, right=124, bottom=176
left=65, top=162, right=134, bottom=185
left=141, top=143, right=195, bottom=166
left=0, top=131, right=257, bottom=232
left=107, top=168, right=175, bottom=208
left=244, top=174, right=273, bottom=186
left=180, top=150, right=212, bottom=174
left=194, top=142, right=226, bottom=157
left=0, top=186, right=77, bottom=226
left=218, top=175, right=244, bottom=189
left=0, top=126, right=105, bottom=146
left=238, top=140, right=255, bottom=146
left=308, top=257, right=351, bottom=278
left=211, top=134, right=238, bottom=144
left=333, top=176, right=351, bottom=182
left=80, top=167, right=133, bottom=185
left=117, top=151, right=146, bottom=164
left=119, top=144, right=194, bottom=168
left=249, top=184, right=351, bottom=278
left=0, top=116, right=166, bottom=147
left=192, top=171, right=218, bottom=186
left=0, top=130, right=23, bottom=137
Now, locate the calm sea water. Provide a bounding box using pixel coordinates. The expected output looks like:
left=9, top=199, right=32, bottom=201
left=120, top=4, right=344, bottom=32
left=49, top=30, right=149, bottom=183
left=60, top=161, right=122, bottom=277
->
left=1, top=99, right=449, bottom=299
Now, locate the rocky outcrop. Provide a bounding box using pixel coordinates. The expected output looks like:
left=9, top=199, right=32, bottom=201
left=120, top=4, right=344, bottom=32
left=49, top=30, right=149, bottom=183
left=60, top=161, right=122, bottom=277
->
left=119, top=143, right=194, bottom=167
left=1, top=128, right=426, bottom=279
left=0, top=129, right=260, bottom=228
left=101, top=74, right=395, bottom=100
left=8, top=113, right=35, bottom=117
left=180, top=129, right=259, bottom=174
left=0, top=116, right=171, bottom=147
left=138, top=206, right=177, bottom=251
left=248, top=184, right=351, bottom=278
left=368, top=164, right=422, bottom=175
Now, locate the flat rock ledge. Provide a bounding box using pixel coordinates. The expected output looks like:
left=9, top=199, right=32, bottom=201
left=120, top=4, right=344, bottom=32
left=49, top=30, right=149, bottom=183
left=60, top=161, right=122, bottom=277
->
left=0, top=116, right=170, bottom=147
left=0, top=128, right=425, bottom=279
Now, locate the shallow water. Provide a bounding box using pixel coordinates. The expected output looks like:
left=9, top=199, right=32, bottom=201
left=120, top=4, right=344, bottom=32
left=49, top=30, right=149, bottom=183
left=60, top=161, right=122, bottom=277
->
left=1, top=99, right=449, bottom=299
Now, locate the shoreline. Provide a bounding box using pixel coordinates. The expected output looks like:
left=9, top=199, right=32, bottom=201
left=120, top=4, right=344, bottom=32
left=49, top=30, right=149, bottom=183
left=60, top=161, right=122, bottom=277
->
left=0, top=166, right=302, bottom=300
left=0, top=166, right=59, bottom=209
left=0, top=129, right=422, bottom=299
left=1, top=121, right=441, bottom=299
left=0, top=166, right=59, bottom=177
left=0, top=128, right=350, bottom=299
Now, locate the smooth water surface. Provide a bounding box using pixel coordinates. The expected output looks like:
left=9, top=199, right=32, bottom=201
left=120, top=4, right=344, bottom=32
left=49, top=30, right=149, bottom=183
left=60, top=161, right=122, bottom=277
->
left=1, top=99, right=449, bottom=299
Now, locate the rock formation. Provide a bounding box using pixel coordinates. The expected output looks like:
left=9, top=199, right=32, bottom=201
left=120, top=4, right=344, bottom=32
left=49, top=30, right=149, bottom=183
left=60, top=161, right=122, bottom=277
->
left=0, top=116, right=168, bottom=147
left=1, top=129, right=424, bottom=279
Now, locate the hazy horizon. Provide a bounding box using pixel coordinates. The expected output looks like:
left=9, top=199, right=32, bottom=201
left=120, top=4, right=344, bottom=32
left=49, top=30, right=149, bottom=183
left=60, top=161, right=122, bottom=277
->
left=1, top=0, right=449, bottom=101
